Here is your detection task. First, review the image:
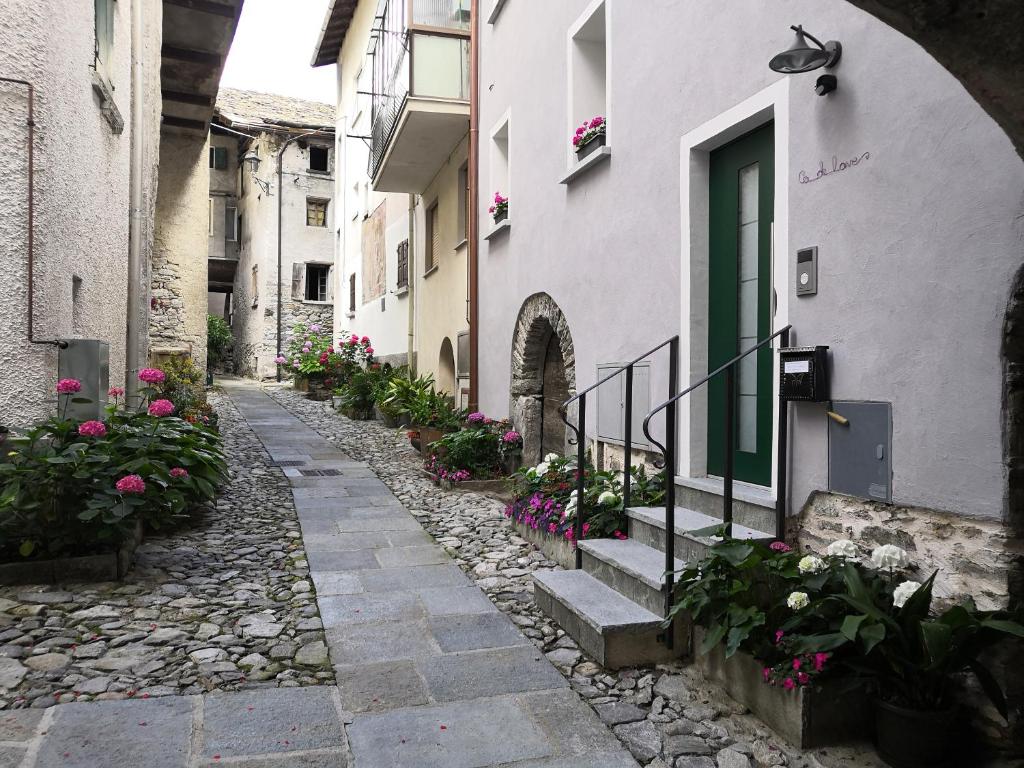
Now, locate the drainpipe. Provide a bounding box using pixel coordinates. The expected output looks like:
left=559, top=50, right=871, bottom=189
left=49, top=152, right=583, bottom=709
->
left=407, top=193, right=416, bottom=376
left=125, top=0, right=145, bottom=403
left=467, top=0, right=480, bottom=410
left=0, top=77, right=63, bottom=350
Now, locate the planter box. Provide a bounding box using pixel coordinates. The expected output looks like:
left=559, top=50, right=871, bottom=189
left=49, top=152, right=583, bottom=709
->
left=693, top=628, right=871, bottom=749
left=374, top=407, right=409, bottom=428
left=0, top=521, right=144, bottom=586
left=342, top=406, right=374, bottom=421
left=414, top=427, right=446, bottom=453
left=493, top=207, right=508, bottom=224
left=576, top=131, right=606, bottom=160
left=510, top=519, right=576, bottom=569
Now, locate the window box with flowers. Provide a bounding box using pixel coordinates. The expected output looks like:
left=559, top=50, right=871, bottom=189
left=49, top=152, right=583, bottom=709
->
left=489, top=192, right=508, bottom=224
left=573, top=116, right=606, bottom=160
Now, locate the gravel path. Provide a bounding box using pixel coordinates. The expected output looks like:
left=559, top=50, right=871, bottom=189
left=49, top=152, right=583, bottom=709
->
left=0, top=390, right=332, bottom=711
left=264, top=385, right=883, bottom=768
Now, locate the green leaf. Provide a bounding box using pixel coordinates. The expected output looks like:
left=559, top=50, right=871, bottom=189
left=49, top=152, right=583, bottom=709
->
left=841, top=614, right=867, bottom=641
left=18, top=539, right=35, bottom=557
left=699, top=623, right=727, bottom=656
left=968, top=659, right=1008, bottom=719
left=979, top=619, right=1024, bottom=639
left=920, top=621, right=953, bottom=666
left=860, top=622, right=886, bottom=653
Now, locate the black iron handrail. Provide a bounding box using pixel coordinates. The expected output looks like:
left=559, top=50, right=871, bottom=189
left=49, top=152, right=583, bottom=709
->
left=558, top=336, right=679, bottom=568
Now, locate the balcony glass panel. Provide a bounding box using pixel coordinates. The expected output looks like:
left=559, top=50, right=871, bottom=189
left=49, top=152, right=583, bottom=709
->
left=412, top=0, right=470, bottom=31
left=410, top=33, right=470, bottom=100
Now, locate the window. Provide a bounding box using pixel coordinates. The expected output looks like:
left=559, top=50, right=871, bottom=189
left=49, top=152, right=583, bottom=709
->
left=250, top=265, right=259, bottom=308
left=94, top=0, right=114, bottom=76
left=210, top=146, right=228, bottom=170
left=457, top=163, right=469, bottom=241
left=490, top=114, right=510, bottom=217
left=208, top=198, right=214, bottom=235
left=397, top=239, right=409, bottom=290
left=309, top=146, right=329, bottom=173
left=72, top=276, right=84, bottom=335
left=307, top=198, right=329, bottom=227
left=457, top=331, right=470, bottom=377
left=568, top=1, right=608, bottom=164
left=349, top=274, right=356, bottom=313
left=425, top=202, right=439, bottom=272
left=224, top=206, right=238, bottom=242
left=304, top=264, right=330, bottom=302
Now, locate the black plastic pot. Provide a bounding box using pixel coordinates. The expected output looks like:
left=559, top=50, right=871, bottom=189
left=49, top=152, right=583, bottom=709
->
left=493, top=207, right=508, bottom=224
left=875, top=700, right=959, bottom=768
left=575, top=131, right=606, bottom=160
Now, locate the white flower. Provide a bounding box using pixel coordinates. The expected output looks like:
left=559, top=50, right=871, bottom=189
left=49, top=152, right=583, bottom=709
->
left=871, top=544, right=910, bottom=570
left=544, top=453, right=559, bottom=462
left=597, top=490, right=619, bottom=506
left=787, top=591, right=810, bottom=610
left=534, top=461, right=549, bottom=476
left=798, top=555, right=826, bottom=574
left=892, top=580, right=922, bottom=608
left=826, top=539, right=859, bottom=559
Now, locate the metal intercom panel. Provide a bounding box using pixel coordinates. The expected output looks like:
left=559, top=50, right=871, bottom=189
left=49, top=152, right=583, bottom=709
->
left=828, top=401, right=892, bottom=503
left=796, top=247, right=817, bottom=296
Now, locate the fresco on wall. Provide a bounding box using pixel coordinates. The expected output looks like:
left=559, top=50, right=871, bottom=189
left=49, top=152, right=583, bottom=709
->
left=361, top=201, right=386, bottom=303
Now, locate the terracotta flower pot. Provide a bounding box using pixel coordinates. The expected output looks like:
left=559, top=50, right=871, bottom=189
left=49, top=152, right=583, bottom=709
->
left=875, top=699, right=959, bottom=768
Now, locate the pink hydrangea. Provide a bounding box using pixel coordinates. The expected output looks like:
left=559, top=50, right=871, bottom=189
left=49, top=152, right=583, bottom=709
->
left=467, top=412, right=486, bottom=423
left=769, top=541, right=792, bottom=552
left=78, top=420, right=107, bottom=438
left=138, top=368, right=166, bottom=384
left=115, top=474, right=146, bottom=495
left=147, top=399, right=175, bottom=417
left=169, top=467, right=189, bottom=479
left=108, top=387, right=125, bottom=398
left=309, top=323, right=322, bottom=333
left=274, top=355, right=287, bottom=364
left=57, top=378, right=82, bottom=394
left=501, top=430, right=522, bottom=444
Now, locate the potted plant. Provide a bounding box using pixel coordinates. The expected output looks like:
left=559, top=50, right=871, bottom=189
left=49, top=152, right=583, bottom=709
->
left=498, top=427, right=523, bottom=475
left=337, top=369, right=376, bottom=420
left=573, top=116, right=606, bottom=160
left=488, top=192, right=508, bottom=224
left=796, top=560, right=1024, bottom=768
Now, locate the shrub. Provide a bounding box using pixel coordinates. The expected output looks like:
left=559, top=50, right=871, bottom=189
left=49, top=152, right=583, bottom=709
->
left=425, top=427, right=501, bottom=481
left=277, top=325, right=373, bottom=379
left=153, top=356, right=218, bottom=429
left=207, top=314, right=232, bottom=370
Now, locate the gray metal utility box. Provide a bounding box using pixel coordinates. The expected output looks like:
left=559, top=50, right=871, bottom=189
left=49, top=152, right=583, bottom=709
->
left=828, top=401, right=892, bottom=503
left=57, top=339, right=109, bottom=420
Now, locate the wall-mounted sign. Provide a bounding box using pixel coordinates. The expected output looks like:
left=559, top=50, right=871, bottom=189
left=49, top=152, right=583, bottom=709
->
left=798, top=151, right=870, bottom=184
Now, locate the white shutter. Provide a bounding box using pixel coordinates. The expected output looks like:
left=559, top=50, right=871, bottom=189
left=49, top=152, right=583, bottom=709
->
left=291, top=264, right=305, bottom=300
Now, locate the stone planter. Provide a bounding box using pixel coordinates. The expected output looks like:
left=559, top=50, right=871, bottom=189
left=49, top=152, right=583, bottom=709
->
left=575, top=131, right=606, bottom=160
left=331, top=395, right=344, bottom=409
left=415, top=427, right=446, bottom=453
left=693, top=627, right=871, bottom=749
left=0, top=521, right=144, bottom=586
left=500, top=451, right=523, bottom=476
left=510, top=519, right=575, bottom=569
left=374, top=407, right=408, bottom=428
left=342, top=406, right=374, bottom=421
left=875, top=700, right=958, bottom=768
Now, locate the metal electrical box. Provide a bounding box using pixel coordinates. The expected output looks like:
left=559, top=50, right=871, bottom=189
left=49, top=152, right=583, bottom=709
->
left=779, top=346, right=829, bottom=401
left=796, top=247, right=817, bottom=296
left=57, top=339, right=109, bottom=420
left=828, top=401, right=892, bottom=503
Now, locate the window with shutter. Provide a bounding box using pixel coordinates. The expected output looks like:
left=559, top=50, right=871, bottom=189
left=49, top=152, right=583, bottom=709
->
left=349, top=274, right=356, bottom=313
left=397, top=240, right=409, bottom=289
left=304, top=264, right=330, bottom=302
left=425, top=203, right=439, bottom=272
left=291, top=263, right=305, bottom=300
left=457, top=164, right=468, bottom=240
left=306, top=198, right=329, bottom=227
left=94, top=0, right=114, bottom=78
left=209, top=146, right=228, bottom=170
left=224, top=206, right=238, bottom=242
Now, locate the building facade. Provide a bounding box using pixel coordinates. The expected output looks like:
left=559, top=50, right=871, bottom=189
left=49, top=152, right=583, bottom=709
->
left=476, top=0, right=1024, bottom=617
left=314, top=0, right=471, bottom=401
left=206, top=89, right=337, bottom=379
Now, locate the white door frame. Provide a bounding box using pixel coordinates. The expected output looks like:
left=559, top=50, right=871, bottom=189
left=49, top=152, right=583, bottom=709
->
left=677, top=78, right=790, bottom=497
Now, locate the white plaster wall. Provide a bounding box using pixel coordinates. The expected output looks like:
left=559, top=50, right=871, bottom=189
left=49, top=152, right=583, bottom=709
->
left=0, top=0, right=162, bottom=427
left=477, top=0, right=1024, bottom=521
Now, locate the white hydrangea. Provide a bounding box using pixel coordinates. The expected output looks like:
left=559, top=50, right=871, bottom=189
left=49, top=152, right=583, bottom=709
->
left=544, top=453, right=560, bottom=462
left=797, top=555, right=826, bottom=574
left=892, top=580, right=922, bottom=608
left=787, top=591, right=810, bottom=610
left=597, top=490, right=619, bottom=506
left=826, top=539, right=859, bottom=559
left=565, top=489, right=578, bottom=515
left=871, top=544, right=910, bottom=570
left=534, top=461, right=550, bottom=476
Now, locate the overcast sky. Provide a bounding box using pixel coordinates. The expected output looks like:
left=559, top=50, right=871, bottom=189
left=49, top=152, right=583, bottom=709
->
left=220, top=0, right=337, bottom=104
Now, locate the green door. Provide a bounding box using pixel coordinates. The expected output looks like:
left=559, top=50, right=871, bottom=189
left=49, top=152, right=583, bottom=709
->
left=707, top=123, right=774, bottom=486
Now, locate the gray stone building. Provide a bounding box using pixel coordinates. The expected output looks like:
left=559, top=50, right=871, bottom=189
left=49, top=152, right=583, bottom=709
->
left=205, top=89, right=336, bottom=378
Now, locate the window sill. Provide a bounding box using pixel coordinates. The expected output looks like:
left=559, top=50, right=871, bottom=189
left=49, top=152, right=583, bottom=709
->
left=559, top=146, right=611, bottom=185
left=395, top=286, right=409, bottom=297
left=302, top=300, right=333, bottom=306
left=453, top=238, right=468, bottom=251
left=487, top=0, right=508, bottom=24
left=484, top=219, right=511, bottom=241
left=423, top=265, right=439, bottom=279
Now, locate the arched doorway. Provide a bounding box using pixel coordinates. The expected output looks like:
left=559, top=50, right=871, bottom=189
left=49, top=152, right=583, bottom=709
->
left=438, top=337, right=456, bottom=396
left=509, top=293, right=576, bottom=466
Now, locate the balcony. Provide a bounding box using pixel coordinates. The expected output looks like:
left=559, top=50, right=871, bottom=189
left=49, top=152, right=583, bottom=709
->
left=368, top=0, right=470, bottom=193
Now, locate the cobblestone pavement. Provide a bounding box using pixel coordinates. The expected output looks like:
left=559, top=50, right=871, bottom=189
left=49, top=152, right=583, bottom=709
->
left=0, top=390, right=331, bottom=713
left=265, top=385, right=887, bottom=768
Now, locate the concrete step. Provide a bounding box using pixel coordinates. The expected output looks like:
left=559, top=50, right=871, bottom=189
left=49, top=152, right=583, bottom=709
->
left=626, top=506, right=774, bottom=562
left=674, top=475, right=777, bottom=534
left=578, top=538, right=685, bottom=617
left=533, top=569, right=687, bottom=669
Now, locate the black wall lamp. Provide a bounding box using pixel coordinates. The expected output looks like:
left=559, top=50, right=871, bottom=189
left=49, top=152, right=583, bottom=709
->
left=769, top=25, right=842, bottom=95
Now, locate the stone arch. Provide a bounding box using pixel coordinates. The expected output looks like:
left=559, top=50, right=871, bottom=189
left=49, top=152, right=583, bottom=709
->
left=438, top=337, right=457, bottom=396
left=509, top=293, right=577, bottom=466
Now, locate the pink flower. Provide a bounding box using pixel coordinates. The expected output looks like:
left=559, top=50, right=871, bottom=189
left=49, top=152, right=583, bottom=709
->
left=769, top=541, right=792, bottom=552
left=78, top=420, right=107, bottom=438
left=108, top=387, right=125, bottom=398
left=613, top=530, right=628, bottom=540
left=589, top=116, right=605, bottom=128
left=582, top=523, right=590, bottom=535
left=572, top=135, right=581, bottom=146
left=274, top=355, right=287, bottom=364
left=782, top=678, right=796, bottom=691
left=361, top=336, right=370, bottom=344
left=501, top=430, right=521, bottom=444
left=548, top=523, right=557, bottom=533
left=138, top=368, right=165, bottom=384
left=762, top=667, right=772, bottom=683
left=813, top=652, right=829, bottom=672
left=467, top=412, right=486, bottom=423
left=792, top=658, right=802, bottom=671
left=488, top=205, right=495, bottom=214
left=349, top=337, right=359, bottom=345
left=169, top=467, right=189, bottom=479
left=115, top=474, right=146, bottom=495
left=775, top=630, right=785, bottom=644
left=575, top=126, right=585, bottom=136
left=797, top=672, right=810, bottom=685
left=365, top=347, right=374, bottom=355
left=147, top=399, right=174, bottom=417
left=57, top=378, right=82, bottom=394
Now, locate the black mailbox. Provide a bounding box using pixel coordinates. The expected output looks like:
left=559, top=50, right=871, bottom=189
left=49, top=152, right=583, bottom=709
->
left=779, top=346, right=829, bottom=402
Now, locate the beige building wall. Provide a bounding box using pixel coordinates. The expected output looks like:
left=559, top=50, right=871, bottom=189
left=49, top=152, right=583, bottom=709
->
left=0, top=0, right=162, bottom=427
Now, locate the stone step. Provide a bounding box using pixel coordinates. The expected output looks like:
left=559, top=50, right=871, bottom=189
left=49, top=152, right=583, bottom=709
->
left=626, top=506, right=774, bottom=562
left=674, top=475, right=777, bottom=534
left=533, top=569, right=686, bottom=669
left=578, top=538, right=685, bottom=617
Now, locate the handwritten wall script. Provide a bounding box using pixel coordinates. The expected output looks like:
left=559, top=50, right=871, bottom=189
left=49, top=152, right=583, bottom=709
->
left=798, top=151, right=870, bottom=184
